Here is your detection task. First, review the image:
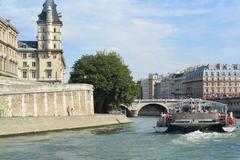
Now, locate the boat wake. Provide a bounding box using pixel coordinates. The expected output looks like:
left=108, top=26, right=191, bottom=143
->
left=172, top=130, right=234, bottom=145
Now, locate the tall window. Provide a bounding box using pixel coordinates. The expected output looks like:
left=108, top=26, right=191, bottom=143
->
left=54, top=28, right=56, bottom=32
left=23, top=62, right=27, bottom=67
left=23, top=54, right=27, bottom=59
left=32, top=53, right=36, bottom=59
left=54, top=44, right=56, bottom=49
left=47, top=70, right=52, bottom=78
left=47, top=62, right=51, bottom=67
left=32, top=62, right=36, bottom=67
left=32, top=71, right=36, bottom=79
left=23, top=71, right=27, bottom=78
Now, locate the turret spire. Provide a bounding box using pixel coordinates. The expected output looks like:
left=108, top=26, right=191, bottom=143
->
left=38, top=0, right=61, bottom=23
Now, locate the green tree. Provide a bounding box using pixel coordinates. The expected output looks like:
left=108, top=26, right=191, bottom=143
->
left=69, top=51, right=138, bottom=113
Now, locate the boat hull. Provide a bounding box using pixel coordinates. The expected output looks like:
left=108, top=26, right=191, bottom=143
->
left=154, top=127, right=168, bottom=133
left=166, top=122, right=224, bottom=133
left=222, top=126, right=237, bottom=133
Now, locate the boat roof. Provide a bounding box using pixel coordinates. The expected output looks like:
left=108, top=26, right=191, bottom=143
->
left=169, top=99, right=227, bottom=109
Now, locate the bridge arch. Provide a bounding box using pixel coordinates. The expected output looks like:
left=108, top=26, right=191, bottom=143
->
left=119, top=104, right=132, bottom=117
left=137, top=103, right=168, bottom=116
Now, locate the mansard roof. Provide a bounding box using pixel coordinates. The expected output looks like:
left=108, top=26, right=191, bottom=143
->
left=18, top=41, right=38, bottom=49
left=38, top=0, right=62, bottom=23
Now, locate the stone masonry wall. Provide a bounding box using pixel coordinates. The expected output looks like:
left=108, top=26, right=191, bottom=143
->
left=0, top=84, right=94, bottom=117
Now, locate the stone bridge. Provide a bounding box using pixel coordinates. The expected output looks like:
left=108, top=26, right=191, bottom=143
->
left=120, top=99, right=184, bottom=117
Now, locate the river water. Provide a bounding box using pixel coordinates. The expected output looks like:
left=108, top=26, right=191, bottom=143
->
left=0, top=117, right=239, bottom=160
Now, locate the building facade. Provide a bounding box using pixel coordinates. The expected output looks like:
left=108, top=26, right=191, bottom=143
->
left=140, top=79, right=149, bottom=99
left=202, top=64, right=240, bottom=98
left=18, top=0, right=66, bottom=84
left=154, top=73, right=185, bottom=99
left=139, top=73, right=162, bottom=99
left=139, top=64, right=240, bottom=99
left=149, top=73, right=162, bottom=99
left=0, top=17, right=19, bottom=78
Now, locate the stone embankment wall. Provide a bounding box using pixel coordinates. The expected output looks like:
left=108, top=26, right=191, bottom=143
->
left=0, top=115, right=131, bottom=136
left=0, top=84, right=94, bottom=117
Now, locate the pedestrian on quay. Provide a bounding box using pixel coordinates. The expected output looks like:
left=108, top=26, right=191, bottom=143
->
left=71, top=107, right=74, bottom=116
left=67, top=106, right=71, bottom=116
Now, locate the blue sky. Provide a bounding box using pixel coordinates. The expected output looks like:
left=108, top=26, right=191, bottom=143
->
left=0, top=0, right=240, bottom=80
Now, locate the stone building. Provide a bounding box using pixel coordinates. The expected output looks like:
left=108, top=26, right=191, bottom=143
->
left=140, top=78, right=149, bottom=99
left=184, top=66, right=205, bottom=98
left=149, top=73, right=162, bottom=99
left=18, top=41, right=38, bottom=81
left=158, top=64, right=240, bottom=99
left=154, top=73, right=185, bottom=99
left=140, top=64, right=240, bottom=99
left=154, top=76, right=173, bottom=99
left=201, top=64, right=240, bottom=98
left=139, top=73, right=162, bottom=99
left=0, top=17, right=19, bottom=78
left=18, top=0, right=66, bottom=84
left=183, top=64, right=240, bottom=98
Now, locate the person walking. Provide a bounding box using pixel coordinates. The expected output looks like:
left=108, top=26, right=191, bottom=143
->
left=67, top=106, right=71, bottom=116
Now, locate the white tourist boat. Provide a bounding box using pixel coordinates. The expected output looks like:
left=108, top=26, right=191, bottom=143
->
left=155, top=99, right=237, bottom=133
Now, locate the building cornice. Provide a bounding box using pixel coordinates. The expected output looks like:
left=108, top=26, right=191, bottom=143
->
left=0, top=17, right=19, bottom=34
left=0, top=40, right=18, bottom=52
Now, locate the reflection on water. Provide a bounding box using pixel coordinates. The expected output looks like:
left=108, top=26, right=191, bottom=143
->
left=0, top=118, right=239, bottom=160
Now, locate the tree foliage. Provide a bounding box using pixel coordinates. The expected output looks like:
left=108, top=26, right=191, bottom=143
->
left=69, top=51, right=138, bottom=113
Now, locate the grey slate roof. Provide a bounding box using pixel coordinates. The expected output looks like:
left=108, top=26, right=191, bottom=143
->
left=38, top=0, right=61, bottom=23
left=18, top=41, right=38, bottom=49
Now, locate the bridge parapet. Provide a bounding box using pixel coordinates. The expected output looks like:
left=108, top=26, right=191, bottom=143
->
left=134, top=99, right=184, bottom=103
left=121, top=99, right=185, bottom=117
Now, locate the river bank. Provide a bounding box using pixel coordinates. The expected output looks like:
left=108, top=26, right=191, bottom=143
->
left=0, top=114, right=130, bottom=137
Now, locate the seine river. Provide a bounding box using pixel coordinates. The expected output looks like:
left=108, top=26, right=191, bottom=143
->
left=0, top=117, right=239, bottom=160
